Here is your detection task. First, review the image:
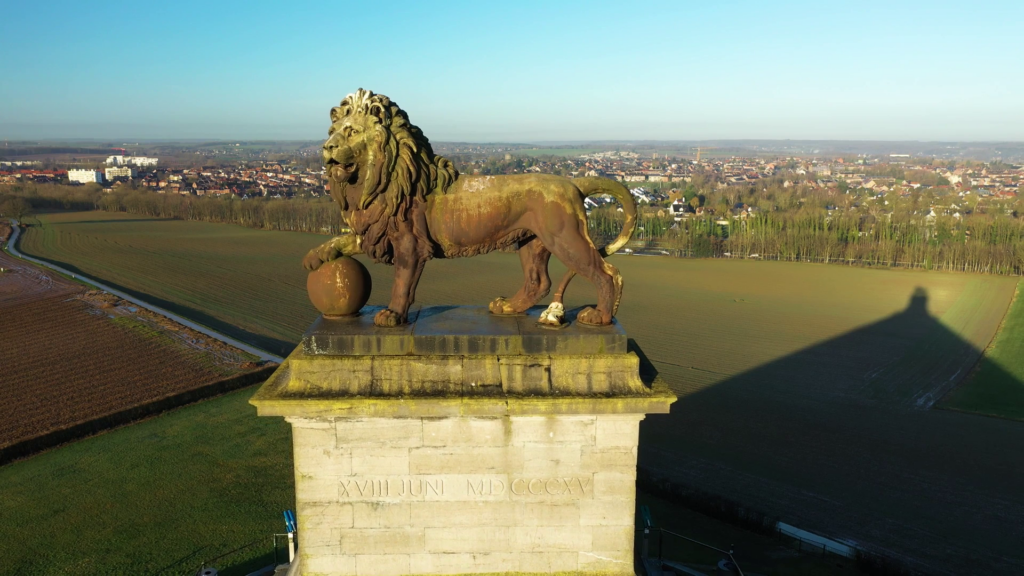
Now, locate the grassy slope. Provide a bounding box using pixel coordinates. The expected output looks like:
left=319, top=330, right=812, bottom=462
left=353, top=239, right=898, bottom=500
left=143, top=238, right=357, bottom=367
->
left=940, top=280, right=1024, bottom=420
left=8, top=211, right=1024, bottom=573
left=1, top=388, right=293, bottom=576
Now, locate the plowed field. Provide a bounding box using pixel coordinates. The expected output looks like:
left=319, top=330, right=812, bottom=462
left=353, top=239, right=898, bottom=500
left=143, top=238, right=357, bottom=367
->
left=0, top=243, right=261, bottom=458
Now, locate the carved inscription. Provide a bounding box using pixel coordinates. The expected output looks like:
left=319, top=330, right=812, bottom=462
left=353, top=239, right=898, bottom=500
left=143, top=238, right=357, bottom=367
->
left=340, top=478, right=444, bottom=498
left=337, top=475, right=592, bottom=501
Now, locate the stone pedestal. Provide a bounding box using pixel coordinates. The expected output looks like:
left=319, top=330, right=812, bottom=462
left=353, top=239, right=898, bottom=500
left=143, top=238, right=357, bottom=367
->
left=251, top=306, right=675, bottom=576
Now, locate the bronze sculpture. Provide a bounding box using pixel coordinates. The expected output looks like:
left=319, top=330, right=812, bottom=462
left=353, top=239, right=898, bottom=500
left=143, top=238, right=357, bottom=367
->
left=303, top=89, right=637, bottom=327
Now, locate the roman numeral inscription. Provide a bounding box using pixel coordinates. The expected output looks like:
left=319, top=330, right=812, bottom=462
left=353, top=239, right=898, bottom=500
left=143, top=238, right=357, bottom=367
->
left=337, top=475, right=593, bottom=501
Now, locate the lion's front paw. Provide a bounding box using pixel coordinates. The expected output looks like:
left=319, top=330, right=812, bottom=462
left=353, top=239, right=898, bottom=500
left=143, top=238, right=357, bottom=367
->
left=489, top=297, right=515, bottom=315
left=302, top=251, right=325, bottom=271
left=577, top=306, right=611, bottom=326
left=374, top=308, right=405, bottom=327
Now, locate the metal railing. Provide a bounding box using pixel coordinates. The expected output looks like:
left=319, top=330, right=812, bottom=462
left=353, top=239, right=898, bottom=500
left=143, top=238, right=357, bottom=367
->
left=638, top=525, right=745, bottom=576
left=194, top=534, right=293, bottom=576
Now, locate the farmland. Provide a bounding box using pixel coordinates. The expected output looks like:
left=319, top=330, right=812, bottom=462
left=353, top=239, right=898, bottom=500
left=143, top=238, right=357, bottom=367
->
left=0, top=239, right=271, bottom=465
left=11, top=210, right=1024, bottom=574
left=940, top=280, right=1024, bottom=420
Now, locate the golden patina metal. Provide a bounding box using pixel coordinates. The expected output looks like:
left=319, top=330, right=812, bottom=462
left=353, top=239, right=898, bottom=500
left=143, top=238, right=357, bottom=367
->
left=304, top=89, right=637, bottom=328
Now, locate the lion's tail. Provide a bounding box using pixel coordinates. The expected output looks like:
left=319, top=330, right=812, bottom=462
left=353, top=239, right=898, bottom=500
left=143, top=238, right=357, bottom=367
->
left=572, top=177, right=637, bottom=257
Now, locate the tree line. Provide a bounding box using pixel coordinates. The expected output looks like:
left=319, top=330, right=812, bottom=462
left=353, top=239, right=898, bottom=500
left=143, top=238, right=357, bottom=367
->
left=3, top=181, right=1023, bottom=276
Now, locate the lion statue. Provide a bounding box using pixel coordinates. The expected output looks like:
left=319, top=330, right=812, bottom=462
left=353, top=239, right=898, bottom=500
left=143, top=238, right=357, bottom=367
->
left=303, top=89, right=637, bottom=328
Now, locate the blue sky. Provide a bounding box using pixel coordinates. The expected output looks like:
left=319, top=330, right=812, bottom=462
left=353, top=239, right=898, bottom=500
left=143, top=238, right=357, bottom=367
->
left=1, top=0, right=1021, bottom=141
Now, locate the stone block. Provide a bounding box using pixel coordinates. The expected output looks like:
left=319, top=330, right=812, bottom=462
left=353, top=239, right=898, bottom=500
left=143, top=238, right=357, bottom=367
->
left=338, top=528, right=425, bottom=555
left=424, top=526, right=510, bottom=553
left=295, top=473, right=340, bottom=503
left=292, top=421, right=337, bottom=449
left=421, top=417, right=508, bottom=447
left=580, top=446, right=638, bottom=473
left=462, top=356, right=502, bottom=388
left=510, top=415, right=596, bottom=446
left=301, top=305, right=627, bottom=357
left=520, top=444, right=583, bottom=475
left=350, top=448, right=410, bottom=475
left=352, top=502, right=411, bottom=528
left=289, top=355, right=373, bottom=395
left=371, top=356, right=463, bottom=395
left=409, top=552, right=521, bottom=574
left=299, top=502, right=354, bottom=531
left=419, top=501, right=514, bottom=526
left=518, top=551, right=579, bottom=572
left=548, top=354, right=644, bottom=394
left=591, top=525, right=634, bottom=550
left=293, top=423, right=352, bottom=477
left=409, top=447, right=523, bottom=474
left=294, top=446, right=351, bottom=477
left=413, top=306, right=521, bottom=355
left=578, top=549, right=634, bottom=573
left=500, top=356, right=552, bottom=394
left=410, top=501, right=517, bottom=527
left=301, top=307, right=417, bottom=356
left=595, top=415, right=643, bottom=447
left=355, top=554, right=411, bottom=576
left=301, top=551, right=356, bottom=576
left=511, top=526, right=593, bottom=552
left=299, top=526, right=341, bottom=548
left=336, top=418, right=423, bottom=447
left=580, top=499, right=635, bottom=526
left=517, top=502, right=579, bottom=526
left=593, top=471, right=636, bottom=500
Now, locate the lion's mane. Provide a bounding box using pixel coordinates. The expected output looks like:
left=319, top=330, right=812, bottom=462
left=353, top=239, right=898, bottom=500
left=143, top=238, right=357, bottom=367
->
left=329, top=89, right=458, bottom=264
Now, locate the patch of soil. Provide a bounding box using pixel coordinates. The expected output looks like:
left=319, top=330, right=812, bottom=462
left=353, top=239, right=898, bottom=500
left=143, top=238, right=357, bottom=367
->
left=0, top=257, right=272, bottom=452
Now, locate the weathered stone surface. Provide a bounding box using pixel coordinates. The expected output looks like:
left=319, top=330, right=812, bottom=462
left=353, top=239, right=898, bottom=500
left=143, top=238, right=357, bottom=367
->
left=254, top=314, right=674, bottom=575
left=303, top=306, right=419, bottom=356
left=355, top=553, right=410, bottom=576
left=302, top=306, right=627, bottom=357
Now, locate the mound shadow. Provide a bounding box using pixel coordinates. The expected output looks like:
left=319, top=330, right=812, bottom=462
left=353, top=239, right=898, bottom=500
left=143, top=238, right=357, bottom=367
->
left=638, top=288, right=1024, bottom=575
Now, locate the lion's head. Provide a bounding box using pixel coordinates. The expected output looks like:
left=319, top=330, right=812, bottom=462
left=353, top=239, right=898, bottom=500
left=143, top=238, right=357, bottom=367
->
left=323, top=89, right=457, bottom=217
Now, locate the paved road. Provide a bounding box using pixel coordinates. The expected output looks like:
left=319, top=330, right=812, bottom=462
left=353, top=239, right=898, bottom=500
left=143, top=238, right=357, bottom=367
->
left=4, top=219, right=283, bottom=363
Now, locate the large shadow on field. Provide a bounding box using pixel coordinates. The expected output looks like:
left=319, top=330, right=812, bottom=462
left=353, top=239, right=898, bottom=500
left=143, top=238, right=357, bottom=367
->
left=16, top=251, right=297, bottom=356
left=638, top=288, right=1024, bottom=575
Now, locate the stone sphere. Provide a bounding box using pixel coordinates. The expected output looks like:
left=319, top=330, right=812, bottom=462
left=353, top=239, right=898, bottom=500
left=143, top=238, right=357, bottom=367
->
left=306, top=256, right=372, bottom=317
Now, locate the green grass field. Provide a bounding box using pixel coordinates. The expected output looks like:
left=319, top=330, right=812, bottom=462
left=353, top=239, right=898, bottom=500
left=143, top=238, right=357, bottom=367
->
left=9, top=211, right=1024, bottom=574
left=0, top=388, right=293, bottom=576
left=940, top=280, right=1024, bottom=420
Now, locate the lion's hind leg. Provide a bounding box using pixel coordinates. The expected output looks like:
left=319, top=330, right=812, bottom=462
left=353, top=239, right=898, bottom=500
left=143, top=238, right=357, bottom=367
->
left=489, top=237, right=551, bottom=315
left=538, top=228, right=618, bottom=327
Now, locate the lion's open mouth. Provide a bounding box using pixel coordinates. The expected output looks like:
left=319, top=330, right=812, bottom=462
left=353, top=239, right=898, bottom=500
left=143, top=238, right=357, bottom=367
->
left=328, top=161, right=358, bottom=183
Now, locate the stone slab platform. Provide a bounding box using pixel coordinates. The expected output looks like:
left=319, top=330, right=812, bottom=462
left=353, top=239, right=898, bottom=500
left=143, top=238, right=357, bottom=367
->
left=302, top=306, right=627, bottom=356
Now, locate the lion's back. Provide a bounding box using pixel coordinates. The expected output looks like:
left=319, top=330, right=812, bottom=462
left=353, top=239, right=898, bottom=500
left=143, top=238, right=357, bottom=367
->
left=449, top=173, right=579, bottom=199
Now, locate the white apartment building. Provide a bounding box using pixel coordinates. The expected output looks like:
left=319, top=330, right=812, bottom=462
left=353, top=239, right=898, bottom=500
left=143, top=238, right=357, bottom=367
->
left=105, top=166, right=137, bottom=179
left=106, top=155, right=158, bottom=167
left=68, top=169, right=104, bottom=184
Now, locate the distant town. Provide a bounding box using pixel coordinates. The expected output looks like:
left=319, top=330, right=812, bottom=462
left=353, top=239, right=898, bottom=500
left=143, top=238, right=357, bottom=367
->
left=1, top=142, right=1020, bottom=225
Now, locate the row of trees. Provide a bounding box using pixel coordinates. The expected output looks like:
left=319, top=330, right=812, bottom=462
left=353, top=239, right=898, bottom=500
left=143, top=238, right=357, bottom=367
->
left=4, top=181, right=1023, bottom=276
left=663, top=211, right=1024, bottom=275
